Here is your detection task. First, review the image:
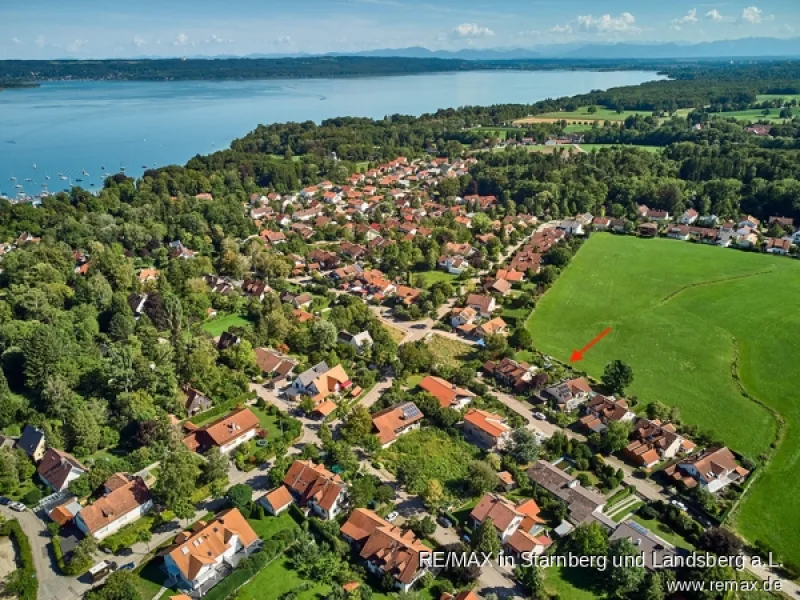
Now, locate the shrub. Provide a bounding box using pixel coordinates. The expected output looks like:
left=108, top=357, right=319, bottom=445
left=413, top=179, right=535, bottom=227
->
left=21, top=488, right=42, bottom=506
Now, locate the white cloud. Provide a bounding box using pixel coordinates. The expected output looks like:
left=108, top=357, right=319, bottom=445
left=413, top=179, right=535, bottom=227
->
left=452, top=23, right=495, bottom=38
left=173, top=33, right=190, bottom=46
left=740, top=6, right=773, bottom=24
left=671, top=8, right=699, bottom=29
left=548, top=24, right=573, bottom=34
left=277, top=36, right=292, bottom=44
left=11, top=38, right=20, bottom=44
left=576, top=12, right=638, bottom=34
left=706, top=9, right=726, bottom=22
left=67, top=39, right=88, bottom=53
left=35, top=35, right=46, bottom=48
left=133, top=36, right=147, bottom=48
left=207, top=34, right=232, bottom=44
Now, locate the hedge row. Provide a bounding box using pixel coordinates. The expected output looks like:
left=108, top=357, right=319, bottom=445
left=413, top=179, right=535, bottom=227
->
left=0, top=519, right=38, bottom=600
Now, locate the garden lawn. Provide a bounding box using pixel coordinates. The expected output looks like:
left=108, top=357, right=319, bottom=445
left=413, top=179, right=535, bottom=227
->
left=631, top=515, right=696, bottom=551
left=427, top=334, right=476, bottom=368
left=379, top=428, right=480, bottom=495
left=528, top=233, right=800, bottom=562
left=543, top=565, right=603, bottom=600
left=416, top=270, right=457, bottom=287
left=201, top=313, right=252, bottom=337
left=132, top=559, right=169, bottom=600
left=756, top=94, right=800, bottom=102
left=247, top=511, right=299, bottom=541
left=383, top=323, right=406, bottom=344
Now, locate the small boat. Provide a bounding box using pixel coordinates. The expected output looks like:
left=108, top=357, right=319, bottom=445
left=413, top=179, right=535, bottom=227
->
left=25, top=178, right=32, bottom=182
left=82, top=170, right=89, bottom=176
left=142, top=164, right=148, bottom=169
left=15, top=184, right=23, bottom=189
left=100, top=166, right=105, bottom=170
left=45, top=175, right=50, bottom=180
left=60, top=175, right=68, bottom=181
left=76, top=178, right=83, bottom=182
left=9, top=177, right=15, bottom=181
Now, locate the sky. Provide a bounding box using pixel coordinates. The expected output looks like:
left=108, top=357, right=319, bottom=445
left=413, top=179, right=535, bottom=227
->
left=1, top=0, right=798, bottom=59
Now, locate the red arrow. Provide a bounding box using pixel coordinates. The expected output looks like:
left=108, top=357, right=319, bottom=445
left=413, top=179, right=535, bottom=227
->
left=570, top=327, right=612, bottom=362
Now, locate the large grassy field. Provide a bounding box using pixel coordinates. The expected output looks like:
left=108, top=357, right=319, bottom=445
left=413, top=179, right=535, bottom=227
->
left=201, top=313, right=253, bottom=337
left=708, top=109, right=790, bottom=123
left=527, top=234, right=800, bottom=562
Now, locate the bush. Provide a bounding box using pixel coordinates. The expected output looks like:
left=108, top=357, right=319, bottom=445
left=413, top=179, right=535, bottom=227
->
left=21, top=488, right=43, bottom=506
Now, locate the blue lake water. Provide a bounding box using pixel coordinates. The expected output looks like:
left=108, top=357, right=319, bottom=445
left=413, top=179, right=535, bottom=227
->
left=0, top=70, right=664, bottom=196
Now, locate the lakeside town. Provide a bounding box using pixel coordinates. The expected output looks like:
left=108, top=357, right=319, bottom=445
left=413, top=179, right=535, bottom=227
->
left=0, top=142, right=797, bottom=600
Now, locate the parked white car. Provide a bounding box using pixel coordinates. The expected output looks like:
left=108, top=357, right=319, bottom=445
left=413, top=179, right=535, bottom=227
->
left=386, top=511, right=399, bottom=523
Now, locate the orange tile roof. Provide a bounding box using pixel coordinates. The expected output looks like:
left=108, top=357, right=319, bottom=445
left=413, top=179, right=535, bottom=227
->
left=371, top=403, right=424, bottom=445
left=283, top=460, right=346, bottom=512
left=167, top=508, right=258, bottom=583
left=419, top=375, right=475, bottom=409
left=203, top=408, right=260, bottom=447
left=263, top=485, right=293, bottom=512
left=78, top=475, right=152, bottom=534
left=464, top=408, right=510, bottom=439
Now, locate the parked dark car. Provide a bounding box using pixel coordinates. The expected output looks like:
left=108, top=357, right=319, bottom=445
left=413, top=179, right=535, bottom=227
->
left=120, top=562, right=136, bottom=571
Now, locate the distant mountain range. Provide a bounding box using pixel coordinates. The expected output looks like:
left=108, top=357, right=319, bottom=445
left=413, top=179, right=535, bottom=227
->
left=234, top=37, right=800, bottom=61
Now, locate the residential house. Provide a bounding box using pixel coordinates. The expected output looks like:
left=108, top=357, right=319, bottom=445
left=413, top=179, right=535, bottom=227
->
left=338, top=331, right=374, bottom=354
left=184, top=386, right=213, bottom=417
left=624, top=418, right=695, bottom=468
left=450, top=306, right=477, bottom=329
left=483, top=357, right=536, bottom=391
left=592, top=217, right=611, bottom=231
left=16, top=425, right=46, bottom=462
left=419, top=375, right=475, bottom=410
left=465, top=294, right=496, bottom=319
left=738, top=215, right=761, bottom=229
left=38, top=448, right=87, bottom=492
left=645, top=209, right=670, bottom=222
left=438, top=256, right=469, bottom=275
left=371, top=402, right=424, bottom=448
left=638, top=223, right=658, bottom=238
left=340, top=508, right=428, bottom=592
left=253, top=348, right=297, bottom=388
left=169, top=241, right=197, bottom=259
left=470, top=493, right=546, bottom=543
left=138, top=268, right=159, bottom=283
left=258, top=486, right=293, bottom=517
left=544, top=378, right=593, bottom=412
left=288, top=362, right=352, bottom=404
left=666, top=225, right=691, bottom=241
left=486, top=278, right=512, bottom=297
left=737, top=231, right=759, bottom=249
left=496, top=269, right=525, bottom=283
left=766, top=238, right=792, bottom=255
left=680, top=209, right=699, bottom=225
left=272, top=459, right=348, bottom=520
left=463, top=409, right=511, bottom=449
left=663, top=447, right=749, bottom=493
left=242, top=279, right=269, bottom=301
left=282, top=292, right=313, bottom=310
left=395, top=286, right=422, bottom=306
left=768, top=216, right=794, bottom=228
left=163, top=509, right=260, bottom=591
left=558, top=220, right=584, bottom=236
left=610, top=521, right=677, bottom=570
left=528, top=460, right=609, bottom=527
left=75, top=474, right=153, bottom=540
left=260, top=230, right=287, bottom=245
left=476, top=317, right=508, bottom=339
left=578, top=396, right=635, bottom=434
left=182, top=407, right=261, bottom=454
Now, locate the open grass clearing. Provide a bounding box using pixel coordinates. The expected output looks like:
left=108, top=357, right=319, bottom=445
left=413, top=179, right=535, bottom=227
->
left=708, top=109, right=790, bottom=123
left=247, top=511, right=300, bottom=541
left=383, top=323, right=406, bottom=344
left=543, top=565, right=604, bottom=600
left=756, top=94, right=800, bottom=103
left=379, top=428, right=480, bottom=495
left=427, top=334, right=477, bottom=368
left=415, top=269, right=458, bottom=288
left=201, top=313, right=252, bottom=337
left=580, top=144, right=662, bottom=153
left=528, top=233, right=800, bottom=562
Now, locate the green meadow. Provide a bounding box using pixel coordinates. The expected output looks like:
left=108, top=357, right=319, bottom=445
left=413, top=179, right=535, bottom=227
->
left=528, top=234, right=800, bottom=562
